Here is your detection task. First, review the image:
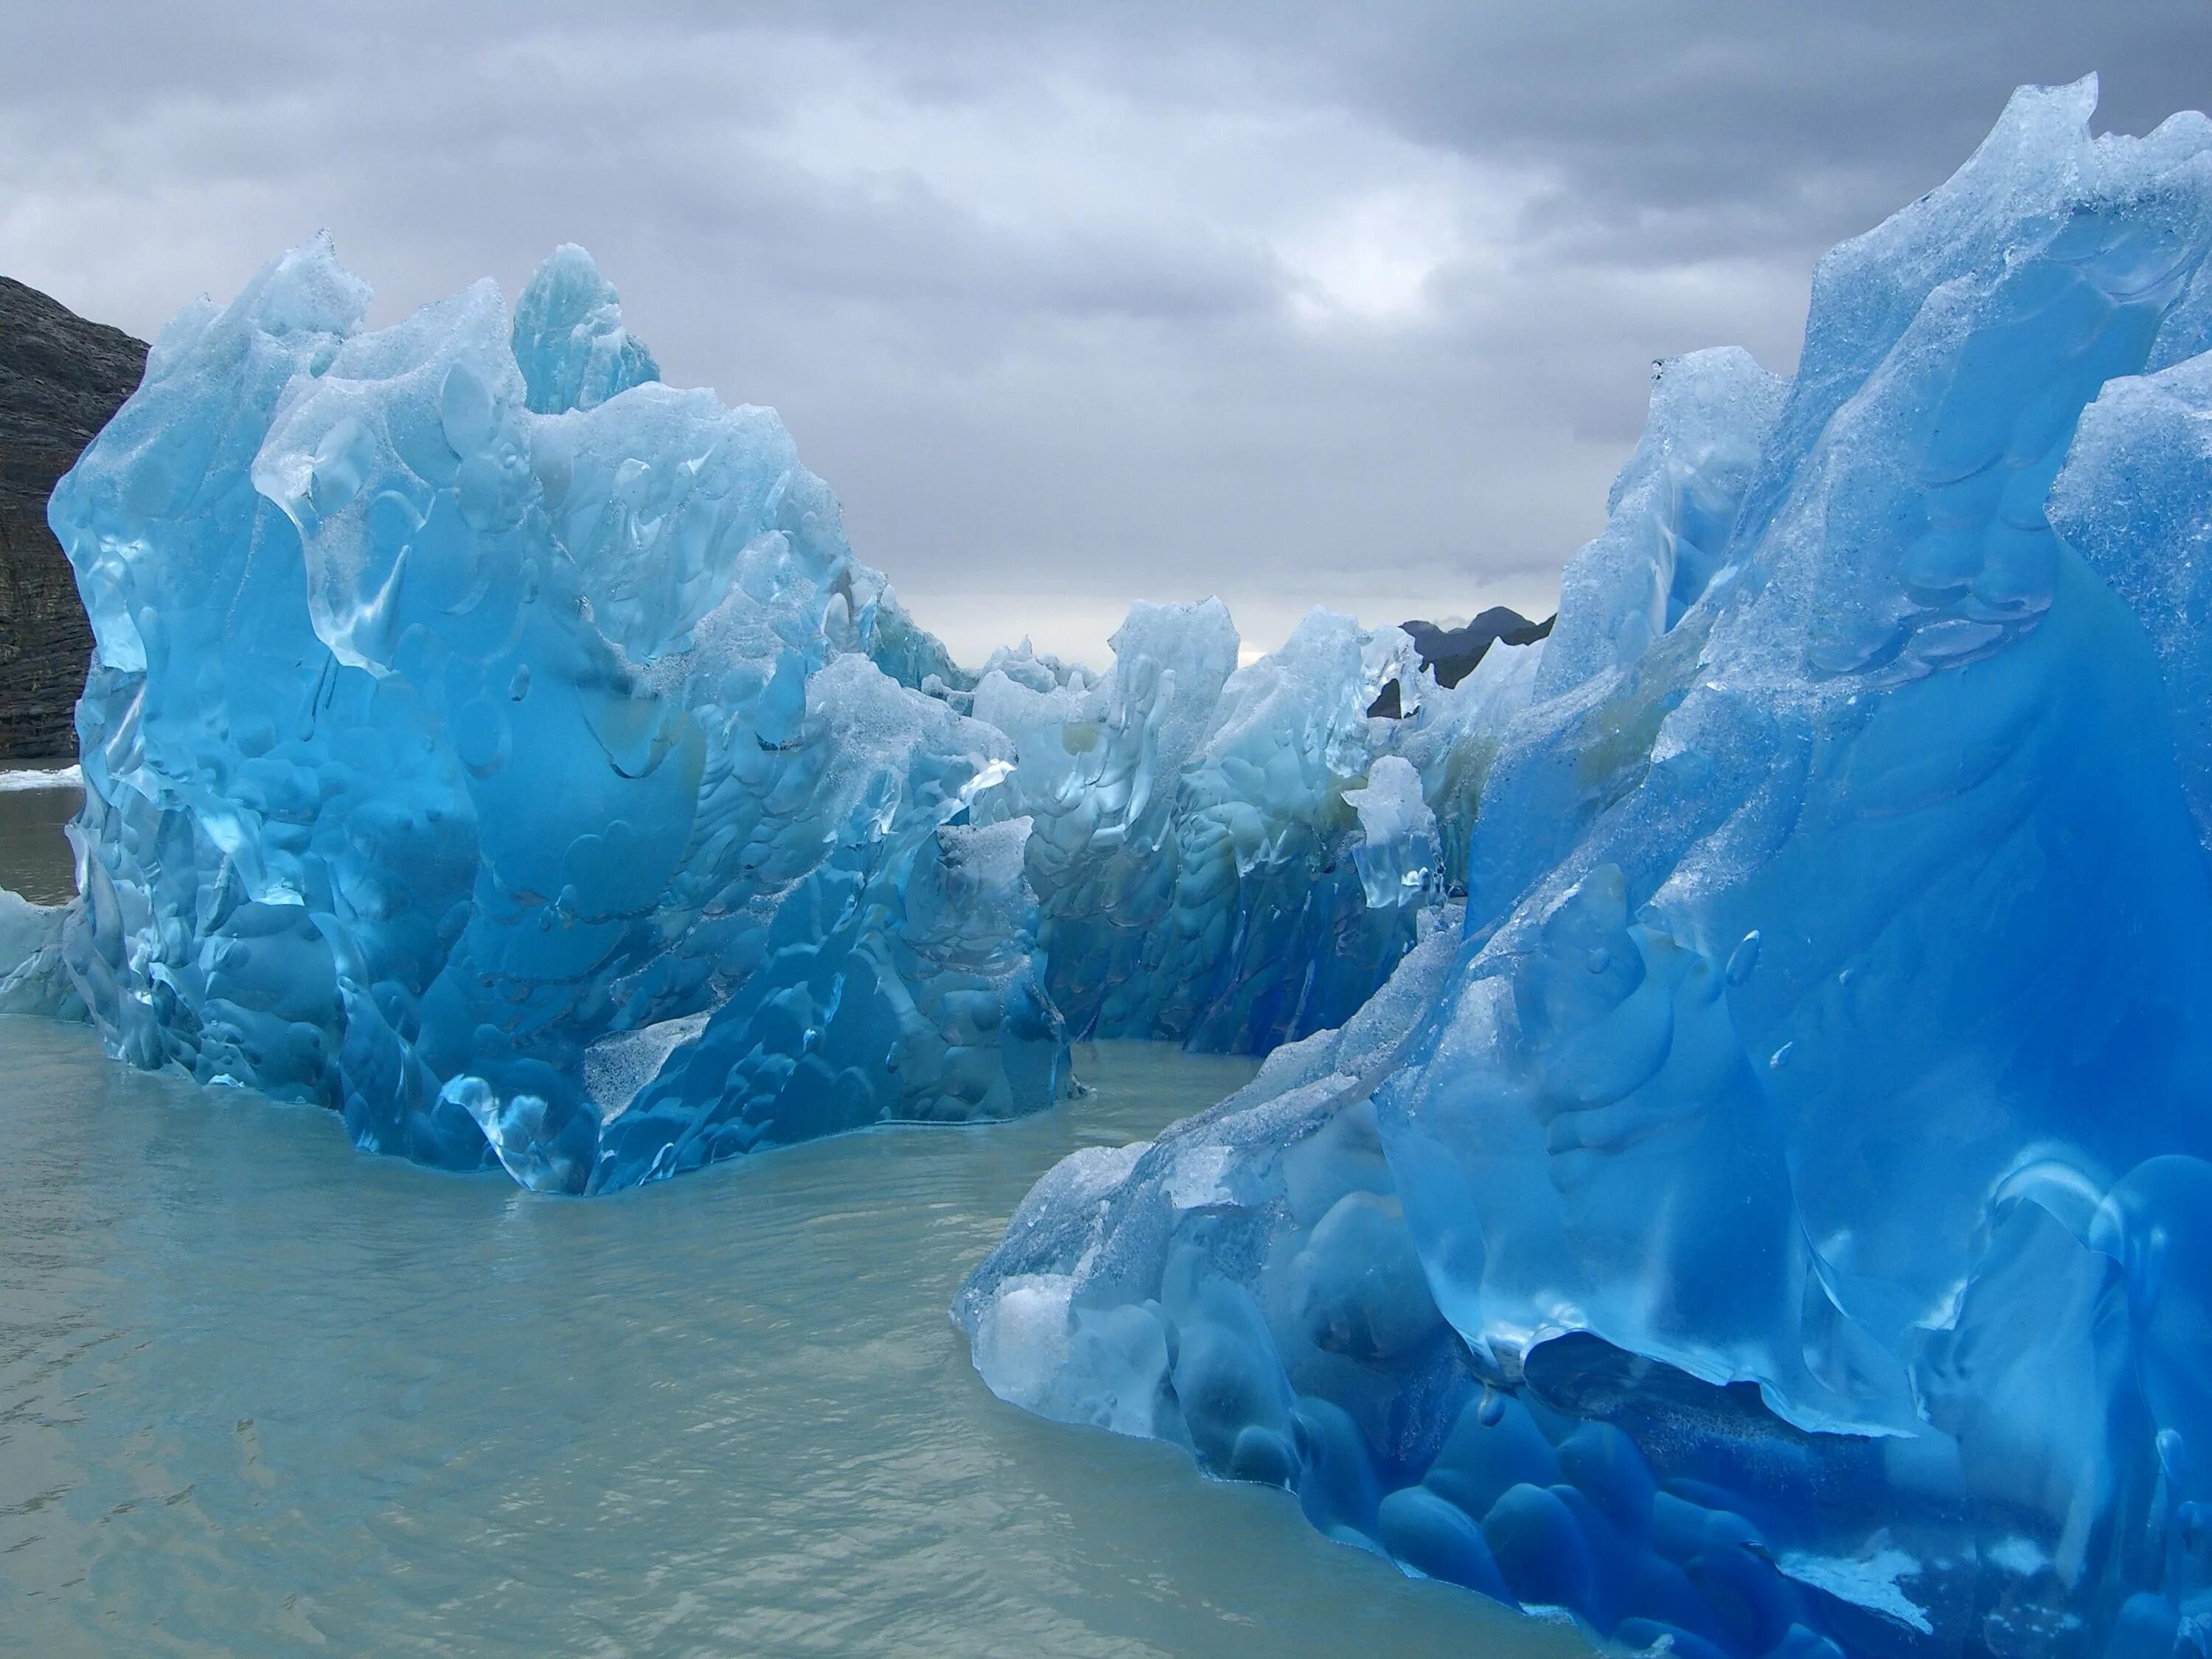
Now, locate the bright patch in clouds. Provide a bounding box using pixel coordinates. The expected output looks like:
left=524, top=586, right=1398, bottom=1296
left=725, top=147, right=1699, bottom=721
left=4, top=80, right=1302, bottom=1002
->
left=1281, top=181, right=1487, bottom=325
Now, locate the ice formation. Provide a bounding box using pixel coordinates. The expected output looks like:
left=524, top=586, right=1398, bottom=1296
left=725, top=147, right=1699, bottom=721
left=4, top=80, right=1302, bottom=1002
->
left=960, top=80, right=2212, bottom=1658
left=39, top=240, right=1076, bottom=1191
left=24, top=235, right=1524, bottom=1190
left=964, top=602, right=1537, bottom=1053
left=0, top=884, right=76, bottom=1018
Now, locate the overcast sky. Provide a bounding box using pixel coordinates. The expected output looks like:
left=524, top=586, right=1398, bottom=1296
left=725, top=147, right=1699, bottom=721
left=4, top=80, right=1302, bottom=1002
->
left=4, top=4, right=2208, bottom=666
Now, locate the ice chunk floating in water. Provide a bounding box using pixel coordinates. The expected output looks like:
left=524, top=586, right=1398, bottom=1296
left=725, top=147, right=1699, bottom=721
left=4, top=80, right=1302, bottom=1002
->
left=38, top=237, right=1517, bottom=1191
left=0, top=765, right=82, bottom=793
left=46, top=240, right=1072, bottom=1192
left=959, top=80, right=2212, bottom=1658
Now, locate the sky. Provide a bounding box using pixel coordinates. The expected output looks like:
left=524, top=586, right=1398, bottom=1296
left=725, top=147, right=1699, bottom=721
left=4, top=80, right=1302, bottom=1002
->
left=3, top=3, right=2208, bottom=667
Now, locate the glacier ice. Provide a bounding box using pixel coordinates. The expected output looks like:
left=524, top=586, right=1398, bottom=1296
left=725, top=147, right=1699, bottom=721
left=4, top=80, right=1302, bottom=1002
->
left=0, top=884, right=77, bottom=1018
left=31, top=236, right=1519, bottom=1192
left=2052, top=348, right=2212, bottom=844
left=1533, top=345, right=1786, bottom=700
left=967, top=600, right=1538, bottom=1053
left=959, top=79, right=2212, bottom=1659
left=1342, top=755, right=1437, bottom=911
left=43, top=239, right=1076, bottom=1191
left=509, top=243, right=660, bottom=416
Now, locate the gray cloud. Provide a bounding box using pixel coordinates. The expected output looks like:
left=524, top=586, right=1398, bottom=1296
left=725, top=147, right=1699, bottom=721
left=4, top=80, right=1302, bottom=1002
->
left=1, top=2, right=2205, bottom=664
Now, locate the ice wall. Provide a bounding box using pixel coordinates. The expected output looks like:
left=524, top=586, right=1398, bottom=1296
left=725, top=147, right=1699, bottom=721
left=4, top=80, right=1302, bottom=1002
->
left=969, top=600, right=1540, bottom=1054
left=47, top=240, right=1067, bottom=1191
left=960, top=80, right=2212, bottom=1658
left=0, top=886, right=75, bottom=1018
left=2052, top=349, right=2212, bottom=844
left=975, top=604, right=1414, bottom=1051
left=33, top=235, right=1531, bottom=1190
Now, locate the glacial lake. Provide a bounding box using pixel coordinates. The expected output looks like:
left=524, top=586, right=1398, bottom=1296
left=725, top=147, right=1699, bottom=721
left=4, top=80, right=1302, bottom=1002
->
left=0, top=779, right=1578, bottom=1657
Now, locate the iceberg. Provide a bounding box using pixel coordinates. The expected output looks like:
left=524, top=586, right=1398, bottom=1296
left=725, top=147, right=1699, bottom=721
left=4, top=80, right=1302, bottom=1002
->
left=44, top=239, right=1070, bottom=1191
left=0, top=883, right=77, bottom=1018
left=959, top=79, right=2212, bottom=1658
left=967, top=599, right=1539, bottom=1054
left=32, top=234, right=1526, bottom=1192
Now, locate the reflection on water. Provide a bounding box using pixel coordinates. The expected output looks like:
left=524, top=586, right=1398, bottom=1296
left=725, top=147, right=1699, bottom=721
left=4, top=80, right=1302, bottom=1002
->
left=0, top=1021, right=1582, bottom=1658
left=0, top=759, right=79, bottom=903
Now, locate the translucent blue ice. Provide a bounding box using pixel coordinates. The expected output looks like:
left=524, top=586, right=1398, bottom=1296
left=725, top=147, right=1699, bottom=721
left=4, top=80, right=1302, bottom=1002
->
left=509, top=243, right=660, bottom=416
left=0, top=884, right=74, bottom=1017
left=2053, top=349, right=2212, bottom=841
left=1342, top=756, right=1437, bottom=911
left=959, top=80, right=2212, bottom=1658
left=33, top=238, right=1516, bottom=1191
left=34, top=66, right=2212, bottom=1659
left=46, top=240, right=1068, bottom=1191
left=968, top=601, right=1539, bottom=1052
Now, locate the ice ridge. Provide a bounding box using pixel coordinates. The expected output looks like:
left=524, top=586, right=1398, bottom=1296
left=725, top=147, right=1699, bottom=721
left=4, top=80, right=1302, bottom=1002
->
left=957, top=79, right=2212, bottom=1659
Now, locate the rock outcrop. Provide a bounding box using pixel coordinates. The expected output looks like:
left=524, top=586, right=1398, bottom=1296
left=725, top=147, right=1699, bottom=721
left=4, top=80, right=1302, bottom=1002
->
left=1368, top=606, right=1553, bottom=717
left=1399, top=606, right=1553, bottom=688
left=1, top=277, right=145, bottom=757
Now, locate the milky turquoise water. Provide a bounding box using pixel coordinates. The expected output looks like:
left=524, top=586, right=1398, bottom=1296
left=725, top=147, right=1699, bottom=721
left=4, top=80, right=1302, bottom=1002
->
left=0, top=783, right=1579, bottom=1657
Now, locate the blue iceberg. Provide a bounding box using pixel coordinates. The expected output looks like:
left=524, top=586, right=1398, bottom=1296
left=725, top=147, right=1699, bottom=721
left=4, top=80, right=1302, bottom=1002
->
left=44, top=240, right=1068, bottom=1191
left=31, top=235, right=1523, bottom=1191
left=965, top=600, right=1537, bottom=1053
left=958, top=80, right=2212, bottom=1658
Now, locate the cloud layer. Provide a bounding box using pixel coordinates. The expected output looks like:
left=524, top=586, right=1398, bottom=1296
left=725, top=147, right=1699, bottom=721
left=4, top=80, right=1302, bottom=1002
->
left=3, top=3, right=2205, bottom=664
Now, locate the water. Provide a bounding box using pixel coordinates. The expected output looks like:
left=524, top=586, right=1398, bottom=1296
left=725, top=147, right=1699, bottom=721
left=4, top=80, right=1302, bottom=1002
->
left=0, top=867, right=1580, bottom=1658
left=0, top=762, right=80, bottom=904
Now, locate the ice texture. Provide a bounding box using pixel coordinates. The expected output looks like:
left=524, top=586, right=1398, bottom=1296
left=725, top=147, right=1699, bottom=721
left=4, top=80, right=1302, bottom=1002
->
left=33, top=234, right=1528, bottom=1191
left=959, top=80, right=2212, bottom=1658
left=1342, top=756, right=1437, bottom=910
left=0, top=888, right=77, bottom=1018
left=46, top=240, right=1068, bottom=1191
left=1534, top=346, right=1787, bottom=700
left=509, top=243, right=660, bottom=416
left=2052, top=349, right=2212, bottom=842
left=970, top=602, right=1539, bottom=1054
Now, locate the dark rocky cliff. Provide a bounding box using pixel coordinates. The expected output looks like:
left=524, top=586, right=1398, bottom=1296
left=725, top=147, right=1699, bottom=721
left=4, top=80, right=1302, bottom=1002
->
left=1368, top=605, right=1555, bottom=717
left=1399, top=605, right=1554, bottom=689
left=1, top=277, right=146, bottom=758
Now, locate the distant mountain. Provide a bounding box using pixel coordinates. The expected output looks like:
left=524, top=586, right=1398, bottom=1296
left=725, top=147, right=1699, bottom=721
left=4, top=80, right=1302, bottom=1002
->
left=1369, top=605, right=1554, bottom=717
left=1, top=277, right=146, bottom=758
left=1401, top=606, right=1554, bottom=686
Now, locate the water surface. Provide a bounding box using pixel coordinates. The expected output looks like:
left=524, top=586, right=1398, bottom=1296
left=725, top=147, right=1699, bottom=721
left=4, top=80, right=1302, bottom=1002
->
left=0, top=1011, right=1581, bottom=1658
left=0, top=762, right=80, bottom=903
